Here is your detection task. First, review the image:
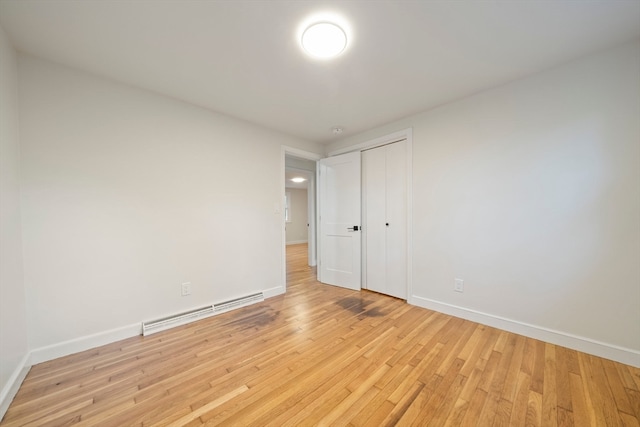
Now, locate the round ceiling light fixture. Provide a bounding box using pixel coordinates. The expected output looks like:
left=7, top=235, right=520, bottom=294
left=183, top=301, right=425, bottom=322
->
left=301, top=22, right=347, bottom=59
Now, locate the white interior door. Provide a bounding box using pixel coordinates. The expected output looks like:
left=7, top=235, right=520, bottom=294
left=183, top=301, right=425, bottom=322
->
left=384, top=141, right=408, bottom=299
left=362, top=146, right=386, bottom=294
left=362, top=140, right=407, bottom=299
left=318, top=151, right=361, bottom=290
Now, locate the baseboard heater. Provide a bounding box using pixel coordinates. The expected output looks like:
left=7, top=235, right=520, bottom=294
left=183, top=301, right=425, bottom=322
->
left=142, top=292, right=264, bottom=336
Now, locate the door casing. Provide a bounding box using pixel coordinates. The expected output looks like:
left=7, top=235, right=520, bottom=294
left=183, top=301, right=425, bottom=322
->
left=322, top=128, right=414, bottom=299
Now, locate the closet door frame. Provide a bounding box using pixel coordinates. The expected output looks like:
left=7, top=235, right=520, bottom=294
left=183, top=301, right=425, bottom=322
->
left=328, top=128, right=413, bottom=300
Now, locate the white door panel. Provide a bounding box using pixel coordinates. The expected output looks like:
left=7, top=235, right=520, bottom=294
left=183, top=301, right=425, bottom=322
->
left=362, top=147, right=386, bottom=293
left=362, top=140, right=407, bottom=299
left=319, top=152, right=361, bottom=290
left=385, top=141, right=407, bottom=299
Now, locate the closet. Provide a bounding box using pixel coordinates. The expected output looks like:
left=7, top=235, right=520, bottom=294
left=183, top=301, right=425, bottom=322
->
left=362, top=140, right=407, bottom=299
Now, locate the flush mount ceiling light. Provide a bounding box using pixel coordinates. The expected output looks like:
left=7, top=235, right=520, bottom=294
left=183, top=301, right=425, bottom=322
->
left=301, top=22, right=347, bottom=59
left=291, top=177, right=307, bottom=183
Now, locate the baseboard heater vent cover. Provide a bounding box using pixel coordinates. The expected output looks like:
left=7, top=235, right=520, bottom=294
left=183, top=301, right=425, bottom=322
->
left=142, top=292, right=264, bottom=336
left=214, top=292, right=264, bottom=314
left=142, top=305, right=214, bottom=336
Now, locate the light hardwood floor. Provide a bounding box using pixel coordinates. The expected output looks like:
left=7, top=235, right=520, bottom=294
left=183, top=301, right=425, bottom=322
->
left=2, top=243, right=639, bottom=426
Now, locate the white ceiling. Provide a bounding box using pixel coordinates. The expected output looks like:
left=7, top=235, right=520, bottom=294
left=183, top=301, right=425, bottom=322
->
left=1, top=1, right=638, bottom=144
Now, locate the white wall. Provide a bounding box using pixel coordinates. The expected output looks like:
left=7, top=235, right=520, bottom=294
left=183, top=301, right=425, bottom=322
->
left=328, top=41, right=640, bottom=364
left=0, top=25, right=29, bottom=414
left=285, top=188, right=308, bottom=244
left=285, top=157, right=316, bottom=171
left=18, top=55, right=322, bottom=352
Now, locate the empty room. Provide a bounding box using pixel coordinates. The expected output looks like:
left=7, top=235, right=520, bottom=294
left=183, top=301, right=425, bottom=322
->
left=1, top=1, right=639, bottom=425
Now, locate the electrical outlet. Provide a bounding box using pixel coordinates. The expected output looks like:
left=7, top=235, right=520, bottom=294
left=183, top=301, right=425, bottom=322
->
left=181, top=282, right=191, bottom=296
left=454, top=278, right=464, bottom=293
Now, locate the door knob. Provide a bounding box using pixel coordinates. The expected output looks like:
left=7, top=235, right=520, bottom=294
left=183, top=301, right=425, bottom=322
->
left=347, top=225, right=359, bottom=231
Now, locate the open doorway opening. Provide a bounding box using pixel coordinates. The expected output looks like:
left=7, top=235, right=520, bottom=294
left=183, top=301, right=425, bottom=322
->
left=281, top=146, right=321, bottom=291
left=284, top=157, right=316, bottom=270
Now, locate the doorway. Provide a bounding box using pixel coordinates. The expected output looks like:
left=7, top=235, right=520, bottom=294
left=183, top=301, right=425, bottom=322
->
left=281, top=146, right=322, bottom=291
left=285, top=166, right=312, bottom=245
left=285, top=160, right=316, bottom=265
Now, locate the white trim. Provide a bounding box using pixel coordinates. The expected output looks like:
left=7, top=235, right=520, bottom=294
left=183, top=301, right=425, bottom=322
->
left=26, top=284, right=288, bottom=365
left=262, top=285, right=285, bottom=299
left=329, top=128, right=413, bottom=156
left=0, top=286, right=285, bottom=418
left=30, top=323, right=142, bottom=365
left=406, top=132, right=414, bottom=301
left=409, top=295, right=640, bottom=368
left=316, top=162, right=321, bottom=278
left=286, top=240, right=308, bottom=245
left=281, top=148, right=287, bottom=293
left=0, top=352, right=31, bottom=421
left=281, top=145, right=323, bottom=161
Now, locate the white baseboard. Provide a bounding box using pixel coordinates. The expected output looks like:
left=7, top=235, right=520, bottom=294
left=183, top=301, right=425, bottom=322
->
left=409, top=295, right=640, bottom=368
left=31, top=286, right=287, bottom=365
left=30, top=323, right=142, bottom=365
left=286, top=240, right=308, bottom=245
left=0, top=286, right=286, bottom=419
left=0, top=352, right=31, bottom=421
left=262, top=286, right=285, bottom=299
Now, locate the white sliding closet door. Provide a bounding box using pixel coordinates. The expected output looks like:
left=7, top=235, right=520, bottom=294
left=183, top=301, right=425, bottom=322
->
left=363, top=146, right=386, bottom=293
left=362, top=140, right=407, bottom=299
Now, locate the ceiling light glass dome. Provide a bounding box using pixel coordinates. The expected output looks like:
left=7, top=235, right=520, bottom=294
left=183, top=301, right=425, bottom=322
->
left=301, top=22, right=347, bottom=59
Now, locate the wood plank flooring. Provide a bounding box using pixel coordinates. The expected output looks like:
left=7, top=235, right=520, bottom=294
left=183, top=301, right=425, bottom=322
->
left=2, top=243, right=639, bottom=426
